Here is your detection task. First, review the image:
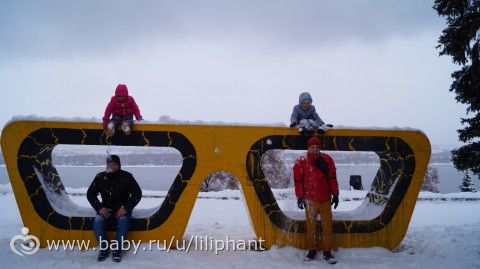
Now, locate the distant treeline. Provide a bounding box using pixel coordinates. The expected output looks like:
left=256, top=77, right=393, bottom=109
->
left=0, top=149, right=456, bottom=192
left=0, top=149, right=452, bottom=166
left=52, top=153, right=183, bottom=166
left=428, top=151, right=454, bottom=163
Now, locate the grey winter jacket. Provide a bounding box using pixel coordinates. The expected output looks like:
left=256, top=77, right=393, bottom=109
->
left=290, top=92, right=325, bottom=126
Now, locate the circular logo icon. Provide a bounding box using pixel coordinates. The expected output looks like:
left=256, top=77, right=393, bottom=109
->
left=10, top=227, right=40, bottom=257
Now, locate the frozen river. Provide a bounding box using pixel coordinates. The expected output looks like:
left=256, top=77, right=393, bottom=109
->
left=0, top=163, right=476, bottom=193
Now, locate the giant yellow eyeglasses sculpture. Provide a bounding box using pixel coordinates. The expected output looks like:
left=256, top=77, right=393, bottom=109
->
left=1, top=120, right=430, bottom=250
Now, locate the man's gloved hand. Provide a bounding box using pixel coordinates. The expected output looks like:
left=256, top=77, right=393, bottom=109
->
left=290, top=122, right=297, bottom=128
left=331, top=194, right=339, bottom=209
left=297, top=198, right=305, bottom=210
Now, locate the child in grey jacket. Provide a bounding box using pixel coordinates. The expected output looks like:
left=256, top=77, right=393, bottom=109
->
left=290, top=92, right=327, bottom=134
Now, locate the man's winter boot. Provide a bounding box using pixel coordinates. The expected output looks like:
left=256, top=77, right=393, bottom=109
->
left=323, top=251, right=337, bottom=265
left=305, top=249, right=317, bottom=260
left=112, top=250, right=122, bottom=262
left=97, top=249, right=109, bottom=262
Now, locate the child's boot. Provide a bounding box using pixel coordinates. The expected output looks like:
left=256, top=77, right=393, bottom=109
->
left=121, top=121, right=132, bottom=135
left=106, top=121, right=115, bottom=137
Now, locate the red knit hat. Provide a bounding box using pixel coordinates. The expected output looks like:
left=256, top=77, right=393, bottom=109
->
left=115, top=84, right=129, bottom=97
left=307, top=137, right=321, bottom=147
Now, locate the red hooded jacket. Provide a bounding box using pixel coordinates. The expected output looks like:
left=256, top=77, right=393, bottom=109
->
left=293, top=152, right=339, bottom=202
left=103, top=84, right=143, bottom=126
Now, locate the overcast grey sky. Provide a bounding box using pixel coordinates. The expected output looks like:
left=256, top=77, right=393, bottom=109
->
left=0, top=0, right=467, bottom=145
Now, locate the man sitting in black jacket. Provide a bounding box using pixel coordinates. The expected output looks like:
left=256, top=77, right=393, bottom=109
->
left=87, top=154, right=142, bottom=262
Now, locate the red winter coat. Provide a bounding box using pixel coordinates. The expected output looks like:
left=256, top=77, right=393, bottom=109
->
left=103, top=85, right=142, bottom=126
left=293, top=152, right=339, bottom=202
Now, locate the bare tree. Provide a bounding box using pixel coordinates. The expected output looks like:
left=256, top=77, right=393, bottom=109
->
left=421, top=166, right=440, bottom=193
left=201, top=171, right=238, bottom=192
left=262, top=150, right=290, bottom=189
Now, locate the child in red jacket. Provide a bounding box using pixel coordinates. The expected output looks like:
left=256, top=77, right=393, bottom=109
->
left=103, top=84, right=143, bottom=137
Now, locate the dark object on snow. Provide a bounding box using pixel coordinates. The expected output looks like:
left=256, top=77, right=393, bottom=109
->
left=349, top=175, right=363, bottom=190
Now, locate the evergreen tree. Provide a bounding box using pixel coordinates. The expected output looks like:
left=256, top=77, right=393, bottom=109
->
left=433, top=0, right=480, bottom=178
left=459, top=171, right=477, bottom=192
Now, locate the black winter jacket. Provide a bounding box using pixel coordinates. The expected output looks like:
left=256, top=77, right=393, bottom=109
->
left=87, top=170, right=142, bottom=213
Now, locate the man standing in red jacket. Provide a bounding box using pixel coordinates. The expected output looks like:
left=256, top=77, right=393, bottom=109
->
left=293, top=136, right=339, bottom=264
left=103, top=84, right=143, bottom=137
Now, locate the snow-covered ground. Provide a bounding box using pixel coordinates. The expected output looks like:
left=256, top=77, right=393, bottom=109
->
left=1, top=184, right=480, bottom=269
